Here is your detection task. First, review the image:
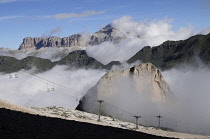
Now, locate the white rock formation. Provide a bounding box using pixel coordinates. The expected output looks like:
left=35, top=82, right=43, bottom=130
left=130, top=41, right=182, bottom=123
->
left=80, top=63, right=173, bottom=114
left=100, top=63, right=172, bottom=101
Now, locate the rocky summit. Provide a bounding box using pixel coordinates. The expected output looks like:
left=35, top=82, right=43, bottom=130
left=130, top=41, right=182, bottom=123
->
left=78, top=63, right=173, bottom=113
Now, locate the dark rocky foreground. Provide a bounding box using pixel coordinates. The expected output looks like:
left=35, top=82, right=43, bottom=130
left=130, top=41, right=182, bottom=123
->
left=0, top=108, right=174, bottom=139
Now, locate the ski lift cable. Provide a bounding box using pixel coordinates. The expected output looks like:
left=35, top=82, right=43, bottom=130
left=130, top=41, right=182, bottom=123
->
left=1, top=62, right=141, bottom=118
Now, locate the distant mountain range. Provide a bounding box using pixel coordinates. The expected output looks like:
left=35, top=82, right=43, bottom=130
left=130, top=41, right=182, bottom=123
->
left=0, top=26, right=209, bottom=73
left=19, top=25, right=124, bottom=50
left=0, top=25, right=125, bottom=61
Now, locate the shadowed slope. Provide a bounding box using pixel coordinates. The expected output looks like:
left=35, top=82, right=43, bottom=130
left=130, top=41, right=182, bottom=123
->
left=0, top=108, right=172, bottom=139
left=127, top=33, right=210, bottom=70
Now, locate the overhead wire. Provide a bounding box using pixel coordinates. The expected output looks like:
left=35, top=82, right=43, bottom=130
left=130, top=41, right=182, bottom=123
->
left=1, top=61, right=137, bottom=118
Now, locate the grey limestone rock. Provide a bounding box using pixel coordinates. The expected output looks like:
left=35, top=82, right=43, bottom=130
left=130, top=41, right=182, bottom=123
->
left=19, top=25, right=125, bottom=50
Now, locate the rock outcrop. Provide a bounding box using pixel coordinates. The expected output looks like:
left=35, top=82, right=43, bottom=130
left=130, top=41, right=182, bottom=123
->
left=78, top=63, right=173, bottom=113
left=19, top=25, right=125, bottom=50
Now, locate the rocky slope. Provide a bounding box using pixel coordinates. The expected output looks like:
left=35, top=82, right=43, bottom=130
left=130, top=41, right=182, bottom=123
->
left=0, top=55, right=55, bottom=73
left=78, top=63, right=173, bottom=114
left=1, top=99, right=209, bottom=138
left=127, top=33, right=210, bottom=70
left=19, top=25, right=125, bottom=50
left=56, top=50, right=120, bottom=69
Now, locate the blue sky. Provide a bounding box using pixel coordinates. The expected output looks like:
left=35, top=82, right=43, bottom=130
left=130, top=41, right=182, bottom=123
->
left=0, top=0, right=209, bottom=49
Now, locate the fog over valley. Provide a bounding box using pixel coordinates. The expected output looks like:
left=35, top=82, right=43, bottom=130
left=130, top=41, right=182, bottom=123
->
left=0, top=1, right=210, bottom=137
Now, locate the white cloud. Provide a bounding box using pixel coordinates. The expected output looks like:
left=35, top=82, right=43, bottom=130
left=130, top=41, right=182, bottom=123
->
left=0, top=10, right=105, bottom=21
left=79, top=31, right=91, bottom=46
left=0, top=15, right=49, bottom=21
left=0, top=65, right=106, bottom=109
left=0, top=46, right=85, bottom=61
left=161, top=63, right=210, bottom=135
left=52, top=10, right=105, bottom=19
left=86, top=16, right=195, bottom=64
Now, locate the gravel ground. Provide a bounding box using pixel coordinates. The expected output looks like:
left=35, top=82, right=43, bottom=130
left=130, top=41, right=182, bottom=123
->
left=1, top=99, right=209, bottom=139
left=0, top=108, right=173, bottom=139
left=31, top=106, right=210, bottom=139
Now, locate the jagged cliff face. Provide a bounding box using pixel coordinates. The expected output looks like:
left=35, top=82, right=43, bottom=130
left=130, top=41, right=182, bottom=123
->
left=19, top=25, right=125, bottom=50
left=98, top=63, right=172, bottom=101
left=19, top=35, right=86, bottom=50
left=79, top=63, right=173, bottom=113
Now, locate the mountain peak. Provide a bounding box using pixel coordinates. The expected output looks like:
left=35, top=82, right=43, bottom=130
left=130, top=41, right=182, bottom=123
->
left=100, top=63, right=170, bottom=102
left=79, top=62, right=173, bottom=115
left=18, top=24, right=124, bottom=50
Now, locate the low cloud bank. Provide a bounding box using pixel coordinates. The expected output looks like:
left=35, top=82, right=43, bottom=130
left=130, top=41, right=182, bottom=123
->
left=0, top=47, right=83, bottom=61
left=81, top=62, right=210, bottom=135
left=0, top=65, right=106, bottom=109
left=1, top=59, right=210, bottom=135
left=161, top=63, right=210, bottom=135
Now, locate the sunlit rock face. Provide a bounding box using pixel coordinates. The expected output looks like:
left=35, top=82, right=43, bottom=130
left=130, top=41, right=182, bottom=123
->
left=79, top=63, right=173, bottom=114
left=19, top=35, right=86, bottom=50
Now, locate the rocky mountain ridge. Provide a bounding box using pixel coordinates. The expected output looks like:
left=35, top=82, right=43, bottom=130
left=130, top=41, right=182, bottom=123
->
left=19, top=25, right=125, bottom=50
left=127, top=33, right=210, bottom=70
left=0, top=50, right=120, bottom=73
